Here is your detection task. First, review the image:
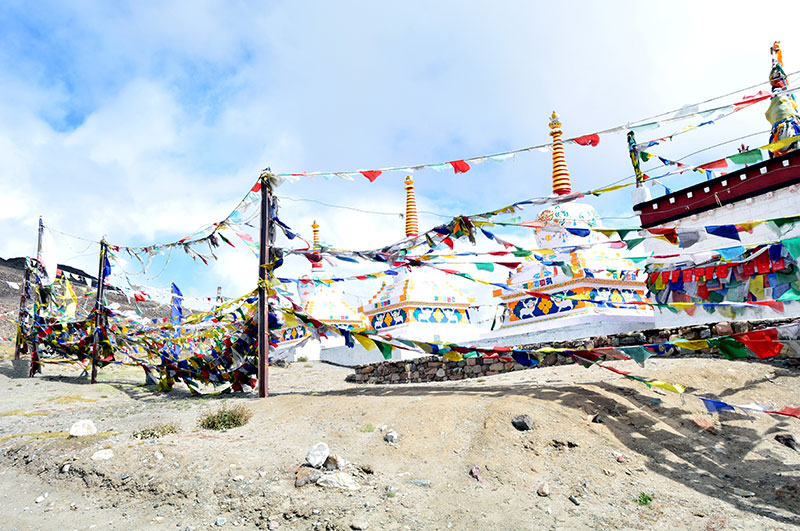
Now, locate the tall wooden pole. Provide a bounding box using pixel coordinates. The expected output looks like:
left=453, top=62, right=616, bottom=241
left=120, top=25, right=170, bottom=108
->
left=257, top=172, right=271, bottom=398
left=29, top=218, right=44, bottom=377
left=13, top=265, right=30, bottom=360
left=90, top=240, right=108, bottom=384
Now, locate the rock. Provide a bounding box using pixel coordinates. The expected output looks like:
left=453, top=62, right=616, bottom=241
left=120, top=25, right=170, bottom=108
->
left=384, top=430, right=399, bottom=444
left=323, top=454, right=346, bottom=471
left=537, top=483, right=550, bottom=497
left=408, top=479, right=431, bottom=487
left=616, top=455, right=627, bottom=463
left=295, top=467, right=321, bottom=488
left=775, top=434, right=798, bottom=451
left=358, top=464, right=375, bottom=475
left=691, top=417, right=718, bottom=435
left=469, top=466, right=483, bottom=482
left=732, top=487, right=755, bottom=497
left=350, top=520, right=369, bottom=530
left=267, top=521, right=280, bottom=530
left=69, top=419, right=98, bottom=437
left=60, top=463, right=71, bottom=473
left=316, top=472, right=360, bottom=490
left=435, top=368, right=445, bottom=378
left=232, top=475, right=244, bottom=481
left=215, top=516, right=227, bottom=526
left=588, top=414, right=602, bottom=424
left=154, top=451, right=164, bottom=460
left=713, top=321, right=733, bottom=336
left=306, top=442, right=330, bottom=468
left=568, top=495, right=581, bottom=506
left=511, top=414, right=535, bottom=431
left=91, top=449, right=114, bottom=461
left=35, top=494, right=47, bottom=503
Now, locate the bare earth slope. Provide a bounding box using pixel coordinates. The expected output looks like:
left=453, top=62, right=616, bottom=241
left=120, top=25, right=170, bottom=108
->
left=1, top=357, right=799, bottom=530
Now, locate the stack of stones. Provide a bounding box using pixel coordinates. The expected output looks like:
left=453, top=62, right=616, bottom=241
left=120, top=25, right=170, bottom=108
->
left=344, top=317, right=797, bottom=385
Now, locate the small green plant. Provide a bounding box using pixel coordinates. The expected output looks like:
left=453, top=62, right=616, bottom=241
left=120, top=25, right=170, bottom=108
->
left=199, top=404, right=253, bottom=431
left=360, top=422, right=376, bottom=433
left=297, top=356, right=308, bottom=362
left=133, top=422, right=179, bottom=439
left=636, top=492, right=653, bottom=506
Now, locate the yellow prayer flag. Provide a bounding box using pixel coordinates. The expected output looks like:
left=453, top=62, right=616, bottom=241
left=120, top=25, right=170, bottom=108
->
left=672, top=339, right=708, bottom=350
left=63, top=279, right=78, bottom=318
left=590, top=182, right=634, bottom=195
left=355, top=334, right=377, bottom=351
left=647, top=380, right=686, bottom=394
left=762, top=135, right=800, bottom=153
left=444, top=351, right=463, bottom=362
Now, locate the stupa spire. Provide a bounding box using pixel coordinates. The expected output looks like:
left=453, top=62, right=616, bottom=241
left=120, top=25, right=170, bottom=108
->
left=549, top=111, right=572, bottom=196
left=311, top=220, right=323, bottom=271
left=404, top=176, right=419, bottom=237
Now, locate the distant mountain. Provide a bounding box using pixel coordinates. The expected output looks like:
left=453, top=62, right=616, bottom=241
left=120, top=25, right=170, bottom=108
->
left=0, top=256, right=96, bottom=283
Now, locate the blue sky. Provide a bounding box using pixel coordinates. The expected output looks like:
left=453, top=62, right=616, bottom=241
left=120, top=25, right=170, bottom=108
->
left=0, top=1, right=797, bottom=304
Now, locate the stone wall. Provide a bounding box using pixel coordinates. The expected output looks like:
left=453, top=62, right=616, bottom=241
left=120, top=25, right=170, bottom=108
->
left=344, top=317, right=798, bottom=385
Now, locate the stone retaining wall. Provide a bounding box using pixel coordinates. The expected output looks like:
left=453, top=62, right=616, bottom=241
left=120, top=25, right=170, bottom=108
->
left=344, top=317, right=797, bottom=385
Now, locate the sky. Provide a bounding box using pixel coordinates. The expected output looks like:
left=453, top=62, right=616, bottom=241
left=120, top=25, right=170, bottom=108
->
left=0, top=1, right=797, bottom=306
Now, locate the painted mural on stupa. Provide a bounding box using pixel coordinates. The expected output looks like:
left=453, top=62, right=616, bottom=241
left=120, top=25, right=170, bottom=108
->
left=360, top=176, right=476, bottom=339
left=494, top=112, right=652, bottom=330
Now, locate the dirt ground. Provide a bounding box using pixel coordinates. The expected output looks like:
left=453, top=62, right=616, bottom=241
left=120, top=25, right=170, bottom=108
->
left=1, top=353, right=800, bottom=531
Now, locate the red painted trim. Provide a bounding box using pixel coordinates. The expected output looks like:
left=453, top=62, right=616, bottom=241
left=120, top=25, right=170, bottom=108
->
left=634, top=150, right=800, bottom=228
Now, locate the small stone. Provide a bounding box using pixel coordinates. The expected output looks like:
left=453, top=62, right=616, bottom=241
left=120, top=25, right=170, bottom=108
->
left=232, top=475, right=244, bottom=482
left=568, top=495, right=580, bottom=506
left=602, top=469, right=615, bottom=477
left=511, top=414, right=535, bottom=431
left=295, top=467, right=321, bottom=488
left=215, top=516, right=227, bottom=526
left=60, top=463, right=71, bottom=473
left=69, top=419, right=97, bottom=437
left=616, top=455, right=627, bottom=463
left=588, top=414, right=602, bottom=424
left=775, top=434, right=798, bottom=451
left=35, top=494, right=46, bottom=504
left=469, top=466, right=483, bottom=482
left=691, top=417, right=718, bottom=435
left=384, top=430, right=399, bottom=444
left=358, top=464, right=375, bottom=475
left=713, top=321, right=733, bottom=336
left=323, top=454, right=346, bottom=471
left=408, top=479, right=430, bottom=487
left=316, top=472, right=360, bottom=490
left=306, top=442, right=330, bottom=468
left=435, top=368, right=445, bottom=378
left=91, top=449, right=114, bottom=461
left=537, top=483, right=550, bottom=497
left=154, top=451, right=164, bottom=460
left=350, top=520, right=369, bottom=530
left=732, top=487, right=755, bottom=497
left=267, top=521, right=279, bottom=530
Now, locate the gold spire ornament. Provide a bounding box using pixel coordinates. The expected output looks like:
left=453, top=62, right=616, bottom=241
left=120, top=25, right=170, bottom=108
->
left=549, top=111, right=572, bottom=196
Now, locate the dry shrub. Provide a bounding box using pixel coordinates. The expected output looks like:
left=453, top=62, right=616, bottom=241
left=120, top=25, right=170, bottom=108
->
left=199, top=404, right=253, bottom=431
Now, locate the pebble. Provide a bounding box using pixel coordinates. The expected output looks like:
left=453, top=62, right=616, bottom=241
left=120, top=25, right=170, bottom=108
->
left=469, top=466, right=483, bottom=482
left=69, top=419, right=98, bottom=437
left=35, top=493, right=48, bottom=504
left=232, top=475, right=244, bottom=481
left=511, top=414, right=535, bottom=431
left=384, top=430, right=399, bottom=444
left=537, top=483, right=550, bottom=497
left=691, top=417, right=718, bottom=435
left=732, top=487, right=755, bottom=497
left=306, top=442, right=330, bottom=468
left=323, top=454, right=346, bottom=471
left=154, top=451, right=164, bottom=460
left=350, top=520, right=369, bottom=530
left=568, top=495, right=581, bottom=506
left=60, top=464, right=71, bottom=473
left=408, top=480, right=431, bottom=487
left=316, top=472, right=360, bottom=490
left=91, top=449, right=114, bottom=461
left=295, top=467, right=321, bottom=488
left=215, top=516, right=227, bottom=526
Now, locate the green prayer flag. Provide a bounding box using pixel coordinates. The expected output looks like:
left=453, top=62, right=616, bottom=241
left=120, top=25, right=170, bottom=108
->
left=512, top=249, right=532, bottom=257
left=727, top=149, right=763, bottom=165
left=623, top=346, right=654, bottom=367
left=778, top=285, right=800, bottom=301
left=475, top=263, right=494, bottom=272
left=374, top=340, right=393, bottom=360
left=783, top=237, right=800, bottom=260
left=616, top=228, right=638, bottom=240
left=625, top=238, right=646, bottom=250
left=711, top=337, right=750, bottom=360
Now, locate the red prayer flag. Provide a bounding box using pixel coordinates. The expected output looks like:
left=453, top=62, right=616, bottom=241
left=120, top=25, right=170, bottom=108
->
left=360, top=170, right=383, bottom=182
left=134, top=291, right=146, bottom=302
left=441, top=237, right=454, bottom=250
left=573, top=134, right=600, bottom=146
left=698, top=159, right=728, bottom=170
left=682, top=269, right=693, bottom=282
left=496, top=262, right=522, bottom=269
left=734, top=328, right=783, bottom=359
left=765, top=407, right=800, bottom=420
left=448, top=160, right=471, bottom=174
left=251, top=182, right=261, bottom=193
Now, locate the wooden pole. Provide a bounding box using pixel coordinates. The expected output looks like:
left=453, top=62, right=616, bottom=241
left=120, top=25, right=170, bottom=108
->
left=257, top=171, right=271, bottom=398
left=13, top=264, right=30, bottom=360
left=90, top=240, right=108, bottom=384
left=29, top=218, right=44, bottom=377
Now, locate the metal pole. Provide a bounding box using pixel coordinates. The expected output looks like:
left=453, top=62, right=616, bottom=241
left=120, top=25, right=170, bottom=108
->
left=257, top=172, right=270, bottom=398
left=13, top=264, right=30, bottom=360
left=90, top=240, right=107, bottom=384
left=29, top=218, right=45, bottom=377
